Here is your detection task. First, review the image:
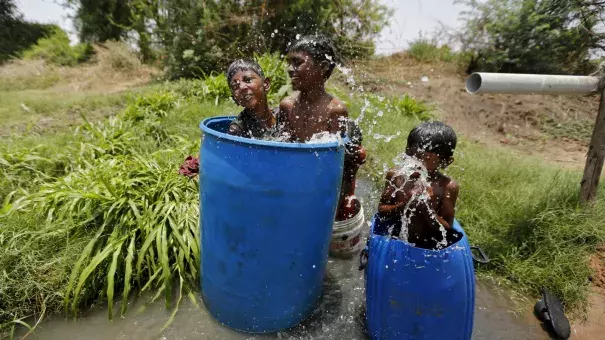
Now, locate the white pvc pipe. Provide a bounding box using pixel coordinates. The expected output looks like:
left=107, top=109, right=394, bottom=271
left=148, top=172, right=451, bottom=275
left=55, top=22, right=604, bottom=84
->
left=466, top=72, right=600, bottom=95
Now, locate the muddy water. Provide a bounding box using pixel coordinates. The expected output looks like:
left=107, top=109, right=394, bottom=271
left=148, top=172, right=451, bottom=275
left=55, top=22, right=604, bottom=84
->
left=19, top=178, right=548, bottom=340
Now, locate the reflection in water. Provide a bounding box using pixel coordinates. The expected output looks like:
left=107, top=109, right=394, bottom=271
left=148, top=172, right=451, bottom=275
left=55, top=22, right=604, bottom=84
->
left=17, top=177, right=546, bottom=340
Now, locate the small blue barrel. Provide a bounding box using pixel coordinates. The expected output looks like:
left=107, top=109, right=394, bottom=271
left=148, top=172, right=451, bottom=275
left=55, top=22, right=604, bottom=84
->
left=199, top=116, right=345, bottom=333
left=365, top=216, right=475, bottom=339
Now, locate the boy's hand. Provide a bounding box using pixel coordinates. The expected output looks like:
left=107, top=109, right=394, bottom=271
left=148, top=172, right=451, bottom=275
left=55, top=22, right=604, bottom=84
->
left=401, top=174, right=427, bottom=196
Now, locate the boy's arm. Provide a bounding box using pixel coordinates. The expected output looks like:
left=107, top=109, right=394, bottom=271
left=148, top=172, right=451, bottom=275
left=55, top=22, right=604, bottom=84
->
left=438, top=180, right=459, bottom=229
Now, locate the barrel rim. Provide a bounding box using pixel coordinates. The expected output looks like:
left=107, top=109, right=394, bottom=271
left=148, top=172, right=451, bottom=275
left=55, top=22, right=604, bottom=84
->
left=200, top=116, right=348, bottom=150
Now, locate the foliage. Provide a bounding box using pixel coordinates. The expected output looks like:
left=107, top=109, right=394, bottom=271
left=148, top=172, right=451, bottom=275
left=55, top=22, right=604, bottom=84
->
left=22, top=27, right=92, bottom=66
left=0, top=1, right=57, bottom=63
left=65, top=0, right=392, bottom=78
left=456, top=0, right=605, bottom=74
left=65, top=0, right=133, bottom=43
left=1, top=89, right=200, bottom=333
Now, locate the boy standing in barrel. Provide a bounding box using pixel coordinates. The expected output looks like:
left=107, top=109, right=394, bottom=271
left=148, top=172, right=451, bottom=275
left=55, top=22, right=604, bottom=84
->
left=279, top=34, right=366, bottom=224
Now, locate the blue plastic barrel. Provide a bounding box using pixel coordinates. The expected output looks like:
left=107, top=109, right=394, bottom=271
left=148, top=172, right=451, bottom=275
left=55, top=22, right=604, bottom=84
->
left=365, top=216, right=475, bottom=339
left=199, top=116, right=345, bottom=333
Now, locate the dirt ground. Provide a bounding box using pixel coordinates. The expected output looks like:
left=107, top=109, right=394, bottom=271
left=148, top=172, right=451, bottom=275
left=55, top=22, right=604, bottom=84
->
left=355, top=53, right=600, bottom=170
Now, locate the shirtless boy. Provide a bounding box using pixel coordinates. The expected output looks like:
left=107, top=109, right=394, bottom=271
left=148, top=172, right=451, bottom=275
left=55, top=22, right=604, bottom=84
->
left=377, top=121, right=461, bottom=249
left=280, top=35, right=366, bottom=221
left=279, top=35, right=348, bottom=141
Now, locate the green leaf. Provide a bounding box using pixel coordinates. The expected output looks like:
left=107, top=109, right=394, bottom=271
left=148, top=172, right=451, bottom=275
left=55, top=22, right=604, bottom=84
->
left=121, top=234, right=136, bottom=316
left=107, top=239, right=125, bottom=320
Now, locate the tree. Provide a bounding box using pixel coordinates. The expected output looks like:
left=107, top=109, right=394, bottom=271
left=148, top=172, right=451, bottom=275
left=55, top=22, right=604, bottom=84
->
left=456, top=0, right=605, bottom=74
left=65, top=0, right=133, bottom=42
left=0, top=0, right=17, bottom=20
left=65, top=0, right=392, bottom=78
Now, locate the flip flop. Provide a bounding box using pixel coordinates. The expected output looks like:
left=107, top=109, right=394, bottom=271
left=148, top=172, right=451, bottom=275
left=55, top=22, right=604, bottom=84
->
left=534, top=288, right=571, bottom=339
left=470, top=245, right=490, bottom=264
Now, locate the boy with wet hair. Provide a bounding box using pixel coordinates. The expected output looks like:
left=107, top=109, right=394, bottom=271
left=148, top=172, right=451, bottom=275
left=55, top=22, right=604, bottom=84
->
left=280, top=34, right=366, bottom=222
left=279, top=34, right=347, bottom=141
left=377, top=121, right=461, bottom=250
left=179, top=59, right=277, bottom=177
left=226, top=59, right=278, bottom=138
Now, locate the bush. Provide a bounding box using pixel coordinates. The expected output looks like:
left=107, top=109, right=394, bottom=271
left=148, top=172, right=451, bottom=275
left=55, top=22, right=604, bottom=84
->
left=22, top=27, right=92, bottom=66
left=408, top=38, right=454, bottom=63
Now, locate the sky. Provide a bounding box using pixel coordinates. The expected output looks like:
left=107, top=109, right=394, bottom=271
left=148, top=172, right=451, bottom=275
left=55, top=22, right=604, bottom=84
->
left=16, top=0, right=464, bottom=55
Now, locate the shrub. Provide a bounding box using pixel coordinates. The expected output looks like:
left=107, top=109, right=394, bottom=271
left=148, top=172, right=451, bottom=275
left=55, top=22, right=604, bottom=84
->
left=22, top=27, right=92, bottom=66
left=408, top=38, right=454, bottom=63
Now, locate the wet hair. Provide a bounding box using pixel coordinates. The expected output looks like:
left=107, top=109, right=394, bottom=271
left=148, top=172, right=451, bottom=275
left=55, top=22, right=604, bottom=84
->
left=405, top=121, right=457, bottom=160
left=288, top=34, right=337, bottom=79
left=226, top=59, right=265, bottom=85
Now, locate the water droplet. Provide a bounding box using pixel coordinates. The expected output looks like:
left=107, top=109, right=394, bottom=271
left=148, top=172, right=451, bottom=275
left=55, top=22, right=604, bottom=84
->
left=385, top=265, right=389, bottom=269
left=312, top=265, right=316, bottom=268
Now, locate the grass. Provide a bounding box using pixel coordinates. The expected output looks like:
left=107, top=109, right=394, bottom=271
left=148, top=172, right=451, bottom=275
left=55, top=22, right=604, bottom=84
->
left=1, top=52, right=605, bottom=337
left=540, top=118, right=595, bottom=142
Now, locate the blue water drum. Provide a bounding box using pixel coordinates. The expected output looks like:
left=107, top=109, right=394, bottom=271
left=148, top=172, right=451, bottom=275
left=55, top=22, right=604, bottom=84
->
left=365, top=216, right=475, bottom=339
left=199, top=116, right=346, bottom=333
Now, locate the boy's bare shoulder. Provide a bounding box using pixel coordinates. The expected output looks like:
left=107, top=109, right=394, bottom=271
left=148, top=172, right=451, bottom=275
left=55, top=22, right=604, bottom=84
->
left=328, top=96, right=348, bottom=117
left=445, top=178, right=460, bottom=193
left=279, top=94, right=297, bottom=110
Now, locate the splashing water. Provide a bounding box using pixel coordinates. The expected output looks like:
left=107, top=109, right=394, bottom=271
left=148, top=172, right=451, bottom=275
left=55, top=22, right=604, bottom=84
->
left=307, top=132, right=344, bottom=145
left=386, top=154, right=450, bottom=249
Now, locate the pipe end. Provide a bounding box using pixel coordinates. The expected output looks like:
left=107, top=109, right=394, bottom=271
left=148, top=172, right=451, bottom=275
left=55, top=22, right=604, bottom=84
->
left=466, top=73, right=482, bottom=94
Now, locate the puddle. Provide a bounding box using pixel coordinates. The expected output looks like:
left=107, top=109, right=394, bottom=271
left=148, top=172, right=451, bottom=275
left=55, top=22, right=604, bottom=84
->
left=16, top=177, right=548, bottom=340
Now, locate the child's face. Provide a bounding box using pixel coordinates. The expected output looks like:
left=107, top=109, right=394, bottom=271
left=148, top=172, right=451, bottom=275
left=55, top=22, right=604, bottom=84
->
left=287, top=51, right=325, bottom=92
left=419, top=152, right=452, bottom=173
left=229, top=70, right=270, bottom=110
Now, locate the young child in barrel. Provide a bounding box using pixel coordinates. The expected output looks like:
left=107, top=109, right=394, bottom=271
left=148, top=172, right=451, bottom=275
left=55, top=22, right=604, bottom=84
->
left=377, top=121, right=462, bottom=250
left=226, top=59, right=279, bottom=138
left=179, top=59, right=277, bottom=177
left=280, top=34, right=366, bottom=221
